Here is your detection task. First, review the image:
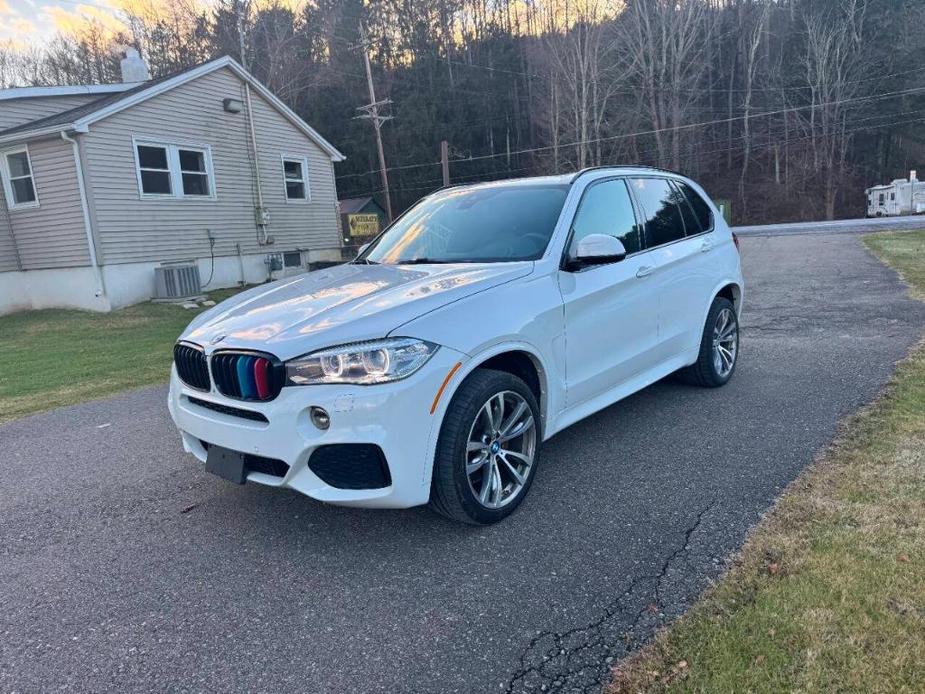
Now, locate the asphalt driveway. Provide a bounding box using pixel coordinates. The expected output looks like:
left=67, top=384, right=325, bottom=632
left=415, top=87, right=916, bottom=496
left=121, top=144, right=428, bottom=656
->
left=2, top=232, right=924, bottom=693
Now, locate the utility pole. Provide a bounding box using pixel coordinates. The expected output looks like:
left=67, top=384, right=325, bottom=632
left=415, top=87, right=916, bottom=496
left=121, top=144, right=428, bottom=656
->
left=354, top=24, right=393, bottom=222
left=440, top=140, right=450, bottom=187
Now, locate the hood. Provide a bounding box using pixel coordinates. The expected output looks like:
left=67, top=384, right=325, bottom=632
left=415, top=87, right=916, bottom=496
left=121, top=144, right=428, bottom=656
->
left=182, top=261, right=532, bottom=359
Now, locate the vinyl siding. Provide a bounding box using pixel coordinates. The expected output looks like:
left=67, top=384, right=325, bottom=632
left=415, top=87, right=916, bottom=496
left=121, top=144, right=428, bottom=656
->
left=0, top=185, right=20, bottom=271
left=0, top=95, right=101, bottom=131
left=2, top=137, right=90, bottom=269
left=82, top=67, right=341, bottom=266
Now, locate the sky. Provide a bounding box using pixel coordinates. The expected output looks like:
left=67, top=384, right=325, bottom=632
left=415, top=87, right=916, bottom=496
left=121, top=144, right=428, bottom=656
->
left=0, top=0, right=307, bottom=45
left=1, top=0, right=132, bottom=44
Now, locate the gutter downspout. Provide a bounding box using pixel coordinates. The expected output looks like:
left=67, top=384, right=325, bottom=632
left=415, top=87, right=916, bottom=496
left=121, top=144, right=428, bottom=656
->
left=62, top=131, right=107, bottom=301
left=0, top=189, right=23, bottom=271
left=243, top=82, right=269, bottom=245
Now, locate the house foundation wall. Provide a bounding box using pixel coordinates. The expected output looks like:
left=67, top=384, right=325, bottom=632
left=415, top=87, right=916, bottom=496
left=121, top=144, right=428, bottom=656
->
left=0, top=266, right=110, bottom=315
left=0, top=248, right=344, bottom=315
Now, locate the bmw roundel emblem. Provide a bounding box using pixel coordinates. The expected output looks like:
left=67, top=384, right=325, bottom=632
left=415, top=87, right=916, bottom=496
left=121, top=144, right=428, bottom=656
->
left=211, top=334, right=226, bottom=345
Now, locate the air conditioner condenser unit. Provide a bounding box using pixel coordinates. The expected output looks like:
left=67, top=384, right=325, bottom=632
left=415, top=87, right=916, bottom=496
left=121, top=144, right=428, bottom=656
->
left=154, top=262, right=202, bottom=300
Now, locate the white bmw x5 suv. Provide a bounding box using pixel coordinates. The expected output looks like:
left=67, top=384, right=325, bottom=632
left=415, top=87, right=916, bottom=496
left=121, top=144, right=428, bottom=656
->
left=169, top=166, right=744, bottom=524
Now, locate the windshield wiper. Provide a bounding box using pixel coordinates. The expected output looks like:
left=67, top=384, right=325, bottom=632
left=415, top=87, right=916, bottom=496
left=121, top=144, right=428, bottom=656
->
left=395, top=258, right=456, bottom=265
left=352, top=258, right=379, bottom=265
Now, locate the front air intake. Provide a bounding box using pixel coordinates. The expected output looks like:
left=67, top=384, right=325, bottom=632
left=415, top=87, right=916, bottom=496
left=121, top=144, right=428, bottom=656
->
left=173, top=342, right=210, bottom=390
left=210, top=350, right=285, bottom=401
left=308, top=444, right=392, bottom=490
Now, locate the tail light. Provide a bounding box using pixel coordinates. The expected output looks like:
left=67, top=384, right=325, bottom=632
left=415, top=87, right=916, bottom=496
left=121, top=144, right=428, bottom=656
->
left=732, top=232, right=740, bottom=252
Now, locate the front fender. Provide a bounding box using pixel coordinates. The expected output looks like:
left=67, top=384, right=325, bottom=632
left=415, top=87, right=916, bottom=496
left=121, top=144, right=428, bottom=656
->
left=418, top=339, right=562, bottom=489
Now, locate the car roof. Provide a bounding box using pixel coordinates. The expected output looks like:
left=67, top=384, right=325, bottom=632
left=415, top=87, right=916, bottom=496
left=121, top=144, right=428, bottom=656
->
left=450, top=166, right=682, bottom=192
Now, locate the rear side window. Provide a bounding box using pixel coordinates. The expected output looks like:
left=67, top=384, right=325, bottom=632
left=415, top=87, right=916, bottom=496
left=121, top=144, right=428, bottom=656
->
left=676, top=181, right=714, bottom=233
left=629, top=177, right=686, bottom=248
left=671, top=181, right=702, bottom=236
left=569, top=178, right=641, bottom=256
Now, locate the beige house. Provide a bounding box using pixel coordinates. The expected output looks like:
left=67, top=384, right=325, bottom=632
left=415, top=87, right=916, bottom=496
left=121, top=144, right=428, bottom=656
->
left=0, top=52, right=345, bottom=314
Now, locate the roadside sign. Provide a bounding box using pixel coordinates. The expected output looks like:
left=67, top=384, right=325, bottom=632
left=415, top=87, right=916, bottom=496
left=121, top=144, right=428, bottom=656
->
left=347, top=213, right=380, bottom=238
left=714, top=199, right=732, bottom=225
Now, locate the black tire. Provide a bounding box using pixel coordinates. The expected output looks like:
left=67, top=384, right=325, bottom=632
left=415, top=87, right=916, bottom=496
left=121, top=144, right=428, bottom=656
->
left=428, top=369, right=541, bottom=524
left=678, top=296, right=739, bottom=388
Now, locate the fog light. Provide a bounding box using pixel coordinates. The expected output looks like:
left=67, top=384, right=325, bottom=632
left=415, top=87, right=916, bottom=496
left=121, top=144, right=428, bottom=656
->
left=310, top=406, right=330, bottom=430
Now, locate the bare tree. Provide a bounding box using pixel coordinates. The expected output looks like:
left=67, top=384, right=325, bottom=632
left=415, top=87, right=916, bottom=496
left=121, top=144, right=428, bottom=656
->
left=540, top=0, right=619, bottom=169
left=738, top=2, right=770, bottom=216
left=620, top=0, right=714, bottom=170
left=801, top=0, right=869, bottom=219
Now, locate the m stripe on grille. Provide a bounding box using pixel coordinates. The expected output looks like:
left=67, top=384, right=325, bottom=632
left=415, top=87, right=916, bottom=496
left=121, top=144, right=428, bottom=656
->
left=210, top=351, right=282, bottom=402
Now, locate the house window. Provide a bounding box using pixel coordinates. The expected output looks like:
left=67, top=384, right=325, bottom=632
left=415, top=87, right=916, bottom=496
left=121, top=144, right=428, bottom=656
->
left=134, top=139, right=214, bottom=199
left=1, top=146, right=39, bottom=208
left=282, top=156, right=309, bottom=201
left=179, top=148, right=210, bottom=196
left=283, top=251, right=302, bottom=268
left=137, top=145, right=172, bottom=195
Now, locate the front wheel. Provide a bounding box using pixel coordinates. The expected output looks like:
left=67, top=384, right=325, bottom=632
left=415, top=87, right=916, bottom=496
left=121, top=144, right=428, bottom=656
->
left=429, top=369, right=540, bottom=524
left=679, top=296, right=739, bottom=387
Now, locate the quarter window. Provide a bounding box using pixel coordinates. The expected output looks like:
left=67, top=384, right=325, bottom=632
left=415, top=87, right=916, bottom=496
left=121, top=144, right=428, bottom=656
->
left=1, top=147, right=39, bottom=208
left=282, top=156, right=309, bottom=201
left=134, top=141, right=214, bottom=199
left=569, top=178, right=641, bottom=258
left=629, top=177, right=687, bottom=248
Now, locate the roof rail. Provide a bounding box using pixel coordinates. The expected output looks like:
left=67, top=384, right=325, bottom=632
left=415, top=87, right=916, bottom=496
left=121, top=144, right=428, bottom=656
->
left=569, top=164, right=680, bottom=183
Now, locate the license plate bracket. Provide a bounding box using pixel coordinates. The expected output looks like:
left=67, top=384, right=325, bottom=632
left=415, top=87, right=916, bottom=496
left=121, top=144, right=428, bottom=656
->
left=205, top=445, right=247, bottom=484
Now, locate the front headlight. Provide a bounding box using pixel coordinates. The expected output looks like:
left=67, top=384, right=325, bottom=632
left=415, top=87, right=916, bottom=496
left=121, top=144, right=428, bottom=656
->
left=285, top=338, right=439, bottom=385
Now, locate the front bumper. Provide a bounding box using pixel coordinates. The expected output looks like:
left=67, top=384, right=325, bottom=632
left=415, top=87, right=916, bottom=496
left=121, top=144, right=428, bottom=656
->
left=167, top=345, right=467, bottom=508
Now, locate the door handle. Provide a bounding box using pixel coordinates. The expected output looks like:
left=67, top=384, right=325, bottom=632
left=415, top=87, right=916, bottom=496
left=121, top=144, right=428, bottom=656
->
left=700, top=239, right=714, bottom=253
left=636, top=265, right=654, bottom=278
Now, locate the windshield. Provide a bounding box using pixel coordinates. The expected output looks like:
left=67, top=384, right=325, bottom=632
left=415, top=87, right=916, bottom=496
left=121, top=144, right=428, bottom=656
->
left=359, top=184, right=569, bottom=264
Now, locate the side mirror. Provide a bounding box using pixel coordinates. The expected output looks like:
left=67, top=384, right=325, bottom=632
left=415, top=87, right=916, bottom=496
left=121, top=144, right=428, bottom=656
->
left=356, top=242, right=370, bottom=258
left=568, top=234, right=626, bottom=270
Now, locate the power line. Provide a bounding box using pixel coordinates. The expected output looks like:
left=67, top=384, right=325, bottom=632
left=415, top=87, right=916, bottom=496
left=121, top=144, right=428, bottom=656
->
left=461, top=84, right=925, bottom=164
left=337, top=85, right=925, bottom=182
left=340, top=113, right=925, bottom=202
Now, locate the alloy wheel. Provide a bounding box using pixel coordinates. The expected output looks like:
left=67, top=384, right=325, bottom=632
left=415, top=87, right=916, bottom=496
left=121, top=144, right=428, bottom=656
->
left=712, top=307, right=738, bottom=378
left=465, top=390, right=536, bottom=509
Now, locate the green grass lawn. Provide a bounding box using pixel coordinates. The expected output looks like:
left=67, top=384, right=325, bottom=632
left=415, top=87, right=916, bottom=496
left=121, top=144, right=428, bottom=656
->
left=608, top=229, right=925, bottom=693
left=0, top=287, right=247, bottom=422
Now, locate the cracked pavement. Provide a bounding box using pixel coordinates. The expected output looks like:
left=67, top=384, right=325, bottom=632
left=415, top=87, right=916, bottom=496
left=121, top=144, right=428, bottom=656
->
left=2, top=232, right=925, bottom=693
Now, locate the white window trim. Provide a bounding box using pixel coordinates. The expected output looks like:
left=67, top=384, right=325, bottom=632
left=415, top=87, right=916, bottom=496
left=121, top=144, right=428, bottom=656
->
left=281, top=154, right=311, bottom=203
left=131, top=136, right=216, bottom=201
left=0, top=145, right=40, bottom=210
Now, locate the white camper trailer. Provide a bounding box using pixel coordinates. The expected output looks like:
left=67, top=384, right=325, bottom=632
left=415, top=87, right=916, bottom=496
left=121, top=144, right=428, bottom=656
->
left=866, top=171, right=925, bottom=217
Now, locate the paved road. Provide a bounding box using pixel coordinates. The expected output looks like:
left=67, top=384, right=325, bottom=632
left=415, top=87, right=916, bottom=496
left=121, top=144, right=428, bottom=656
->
left=733, top=214, right=925, bottom=236
left=2, top=233, right=924, bottom=693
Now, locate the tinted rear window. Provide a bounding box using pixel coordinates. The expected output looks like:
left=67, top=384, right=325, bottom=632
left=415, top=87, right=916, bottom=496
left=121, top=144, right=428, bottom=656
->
left=629, top=177, right=687, bottom=248
left=671, top=181, right=702, bottom=235
left=676, top=181, right=714, bottom=232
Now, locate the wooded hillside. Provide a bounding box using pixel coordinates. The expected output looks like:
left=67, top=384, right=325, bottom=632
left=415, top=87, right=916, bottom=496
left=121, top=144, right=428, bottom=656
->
left=3, top=0, right=923, bottom=223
